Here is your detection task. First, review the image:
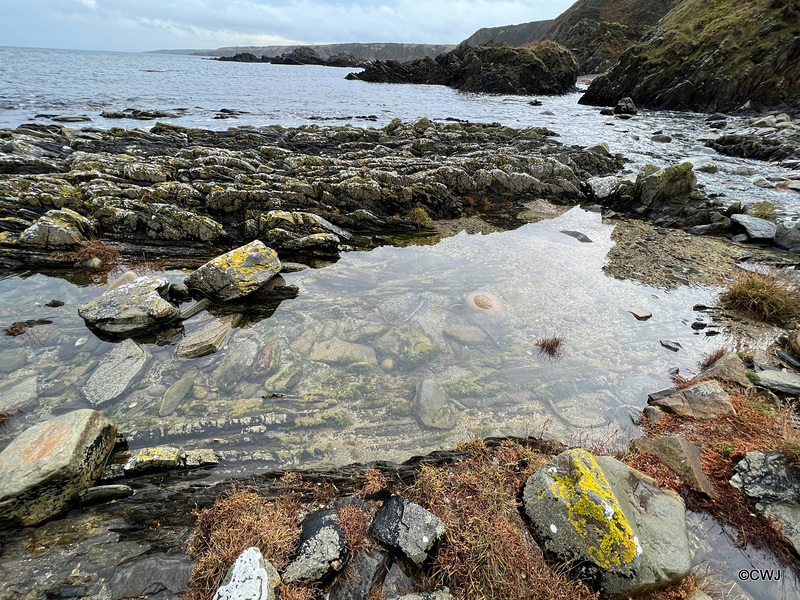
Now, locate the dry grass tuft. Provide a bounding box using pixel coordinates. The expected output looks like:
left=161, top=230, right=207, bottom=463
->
left=126, top=252, right=167, bottom=275
left=405, top=438, right=599, bottom=600
left=337, top=504, right=374, bottom=552
left=535, top=335, right=564, bottom=359
left=72, top=237, right=121, bottom=269
left=184, top=488, right=301, bottom=600
left=698, top=347, right=727, bottom=369
left=361, top=468, right=388, bottom=497
left=719, top=269, right=800, bottom=324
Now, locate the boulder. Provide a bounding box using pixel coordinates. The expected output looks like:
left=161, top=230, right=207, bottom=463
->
left=371, top=496, right=445, bottom=566
left=283, top=509, right=348, bottom=583
left=647, top=380, right=735, bottom=419
left=0, top=409, right=117, bottom=526
left=78, top=275, right=180, bottom=336
left=184, top=240, right=281, bottom=301
left=755, top=370, right=800, bottom=395
left=82, top=339, right=150, bottom=406
left=328, top=548, right=388, bottom=600
left=106, top=555, right=194, bottom=600
left=698, top=352, right=753, bottom=389
left=18, top=208, right=94, bottom=248
left=522, top=449, right=691, bottom=595
left=731, top=214, right=776, bottom=240
left=414, top=379, right=457, bottom=430
left=213, top=547, right=280, bottom=600
left=774, top=220, right=800, bottom=254
left=730, top=451, right=800, bottom=553
left=613, top=97, right=637, bottom=115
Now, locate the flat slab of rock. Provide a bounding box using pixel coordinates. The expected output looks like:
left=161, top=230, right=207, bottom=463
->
left=698, top=352, right=753, bottom=388
left=159, top=372, right=197, bottom=416
left=631, top=436, right=715, bottom=497
left=177, top=314, right=241, bottom=359
left=626, top=307, right=652, bottom=321
left=213, top=547, right=280, bottom=600
left=731, top=214, right=777, bottom=240
left=108, top=554, right=195, bottom=600
left=283, top=509, right=348, bottom=583
left=0, top=375, right=38, bottom=412
left=185, top=240, right=281, bottom=301
left=0, top=409, right=116, bottom=525
left=414, top=379, right=456, bottom=430
left=83, top=339, right=150, bottom=406
left=648, top=380, right=735, bottom=419
left=755, top=370, right=800, bottom=395
left=371, top=496, right=444, bottom=566
left=442, top=323, right=488, bottom=345
left=78, top=275, right=180, bottom=336
left=309, top=339, right=378, bottom=365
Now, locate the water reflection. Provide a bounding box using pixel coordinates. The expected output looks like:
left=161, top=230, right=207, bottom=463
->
left=0, top=208, right=725, bottom=477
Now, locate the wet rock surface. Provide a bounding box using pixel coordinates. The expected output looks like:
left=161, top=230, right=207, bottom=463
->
left=0, top=409, right=117, bottom=526
left=730, top=451, right=800, bottom=554
left=82, top=338, right=151, bottom=405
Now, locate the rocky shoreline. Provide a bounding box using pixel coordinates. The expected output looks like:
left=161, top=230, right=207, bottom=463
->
left=1, top=113, right=800, bottom=599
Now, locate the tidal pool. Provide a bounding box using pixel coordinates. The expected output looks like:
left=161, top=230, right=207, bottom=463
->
left=0, top=208, right=725, bottom=478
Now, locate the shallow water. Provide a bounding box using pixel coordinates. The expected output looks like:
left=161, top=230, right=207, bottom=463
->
left=0, top=208, right=726, bottom=476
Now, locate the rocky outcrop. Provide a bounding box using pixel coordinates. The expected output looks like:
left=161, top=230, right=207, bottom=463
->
left=523, top=448, right=691, bottom=596
left=0, top=409, right=117, bottom=526
left=18, top=208, right=94, bottom=248
left=540, top=0, right=678, bottom=74
left=348, top=41, right=579, bottom=96
left=207, top=43, right=455, bottom=63
left=580, top=0, right=800, bottom=111
left=220, top=47, right=369, bottom=68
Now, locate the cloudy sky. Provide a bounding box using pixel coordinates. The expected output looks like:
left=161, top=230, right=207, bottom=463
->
left=2, top=0, right=576, bottom=51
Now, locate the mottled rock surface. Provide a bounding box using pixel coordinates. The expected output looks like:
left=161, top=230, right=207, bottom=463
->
left=414, top=379, right=457, bottom=430
left=213, top=547, right=280, bottom=600
left=648, top=380, right=735, bottom=419
left=0, top=409, right=117, bottom=526
left=83, top=339, right=150, bottom=406
left=185, top=240, right=281, bottom=301
left=371, top=496, right=445, bottom=566
left=283, top=509, right=348, bottom=583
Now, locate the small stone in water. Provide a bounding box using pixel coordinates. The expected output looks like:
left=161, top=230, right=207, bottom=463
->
left=660, top=340, right=682, bottom=352
left=627, top=307, right=652, bottom=321
left=45, top=299, right=65, bottom=308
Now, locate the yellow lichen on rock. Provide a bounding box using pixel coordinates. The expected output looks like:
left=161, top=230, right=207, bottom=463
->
left=548, top=448, right=638, bottom=569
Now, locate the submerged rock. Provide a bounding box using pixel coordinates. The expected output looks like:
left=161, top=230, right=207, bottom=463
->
left=414, top=379, right=457, bottom=430
left=310, top=339, right=378, bottom=366
left=373, top=324, right=440, bottom=370
left=83, top=339, right=150, bottom=406
left=0, top=409, right=117, bottom=526
left=185, top=240, right=281, bottom=301
left=176, top=314, right=242, bottom=359
left=78, top=275, right=180, bottom=336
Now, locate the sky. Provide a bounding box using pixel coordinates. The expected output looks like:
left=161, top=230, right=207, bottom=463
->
left=1, top=0, right=576, bottom=52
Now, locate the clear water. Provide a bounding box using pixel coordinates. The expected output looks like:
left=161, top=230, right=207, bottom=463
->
left=0, top=208, right=724, bottom=473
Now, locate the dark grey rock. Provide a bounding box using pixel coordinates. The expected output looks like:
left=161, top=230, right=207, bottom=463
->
left=213, top=547, right=280, bottom=600
left=774, top=220, right=800, bottom=254
left=371, top=496, right=444, bottom=566
left=328, top=548, right=388, bottom=600
left=108, top=554, right=195, bottom=600
left=730, top=451, right=800, bottom=553
left=560, top=230, right=593, bottom=243
left=731, top=214, right=777, bottom=240
left=77, top=484, right=134, bottom=507
left=283, top=509, right=348, bottom=583
left=393, top=588, right=452, bottom=600
left=613, top=97, right=637, bottom=115
left=648, top=380, right=735, bottom=419
left=755, top=370, right=800, bottom=395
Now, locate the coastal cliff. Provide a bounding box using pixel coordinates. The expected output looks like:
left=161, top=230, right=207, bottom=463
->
left=580, top=0, right=800, bottom=111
